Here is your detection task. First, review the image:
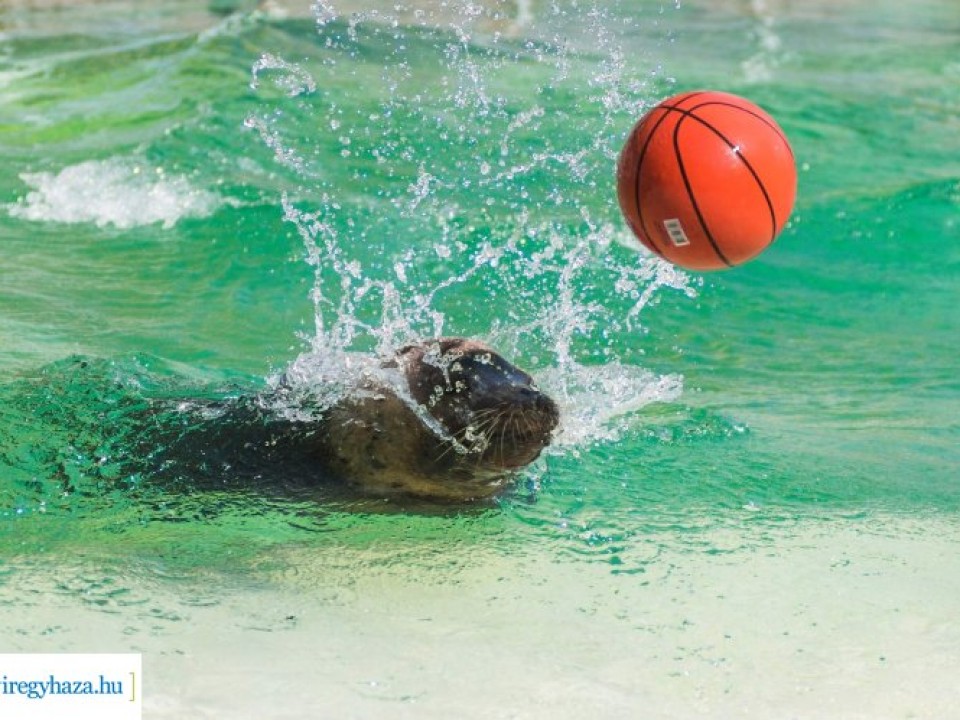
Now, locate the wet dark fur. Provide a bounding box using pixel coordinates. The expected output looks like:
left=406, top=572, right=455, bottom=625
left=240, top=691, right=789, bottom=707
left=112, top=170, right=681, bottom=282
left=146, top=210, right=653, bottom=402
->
left=150, top=339, right=559, bottom=502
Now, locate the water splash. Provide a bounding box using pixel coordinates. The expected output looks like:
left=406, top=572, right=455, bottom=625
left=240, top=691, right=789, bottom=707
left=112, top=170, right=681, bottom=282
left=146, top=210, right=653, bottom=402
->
left=7, top=158, right=227, bottom=230
left=741, top=0, right=787, bottom=84
left=247, top=1, right=693, bottom=443
left=250, top=52, right=318, bottom=97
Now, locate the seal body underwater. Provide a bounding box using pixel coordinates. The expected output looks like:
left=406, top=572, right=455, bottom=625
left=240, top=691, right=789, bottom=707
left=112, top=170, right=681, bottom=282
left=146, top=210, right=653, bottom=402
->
left=150, top=338, right=560, bottom=502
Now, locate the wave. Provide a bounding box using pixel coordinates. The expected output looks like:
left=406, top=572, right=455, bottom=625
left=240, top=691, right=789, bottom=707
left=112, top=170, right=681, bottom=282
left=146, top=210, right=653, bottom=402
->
left=7, top=157, right=230, bottom=230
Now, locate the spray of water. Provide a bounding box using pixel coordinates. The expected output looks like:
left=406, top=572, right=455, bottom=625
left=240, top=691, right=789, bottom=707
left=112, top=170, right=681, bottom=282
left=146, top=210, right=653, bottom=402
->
left=247, top=0, right=693, bottom=444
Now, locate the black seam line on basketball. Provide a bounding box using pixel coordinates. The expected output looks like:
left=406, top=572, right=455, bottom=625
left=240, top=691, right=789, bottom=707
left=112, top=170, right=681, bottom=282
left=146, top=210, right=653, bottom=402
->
left=690, top=100, right=794, bottom=162
left=660, top=98, right=794, bottom=160
left=683, top=106, right=780, bottom=241
left=664, top=103, right=780, bottom=244
left=671, top=111, right=733, bottom=267
left=632, top=91, right=707, bottom=257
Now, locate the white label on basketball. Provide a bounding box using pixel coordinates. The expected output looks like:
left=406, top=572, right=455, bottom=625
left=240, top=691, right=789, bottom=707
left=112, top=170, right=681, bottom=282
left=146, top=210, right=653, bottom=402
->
left=663, top=218, right=691, bottom=247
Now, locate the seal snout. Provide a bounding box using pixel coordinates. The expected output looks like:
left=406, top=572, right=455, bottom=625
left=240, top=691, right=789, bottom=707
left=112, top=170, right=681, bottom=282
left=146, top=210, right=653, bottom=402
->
left=465, top=362, right=559, bottom=469
left=393, top=337, right=561, bottom=487
left=504, top=385, right=559, bottom=436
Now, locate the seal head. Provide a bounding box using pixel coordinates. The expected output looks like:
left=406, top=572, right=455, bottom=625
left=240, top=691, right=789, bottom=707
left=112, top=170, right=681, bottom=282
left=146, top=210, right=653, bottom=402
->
left=317, top=338, right=559, bottom=500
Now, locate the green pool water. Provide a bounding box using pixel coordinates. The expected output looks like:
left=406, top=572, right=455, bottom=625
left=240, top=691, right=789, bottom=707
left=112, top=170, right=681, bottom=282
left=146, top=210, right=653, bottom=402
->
left=1, top=1, right=958, bottom=717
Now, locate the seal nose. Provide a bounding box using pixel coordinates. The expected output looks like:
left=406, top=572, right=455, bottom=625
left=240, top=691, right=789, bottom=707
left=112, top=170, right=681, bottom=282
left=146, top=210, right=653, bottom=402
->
left=537, top=393, right=560, bottom=431
left=515, top=385, right=548, bottom=408
left=514, top=386, right=559, bottom=431
left=516, top=386, right=539, bottom=402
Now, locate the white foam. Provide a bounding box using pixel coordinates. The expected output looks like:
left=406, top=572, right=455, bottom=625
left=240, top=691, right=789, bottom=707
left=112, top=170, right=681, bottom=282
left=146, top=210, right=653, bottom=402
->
left=540, top=360, right=684, bottom=447
left=8, top=158, right=226, bottom=230
left=264, top=347, right=371, bottom=423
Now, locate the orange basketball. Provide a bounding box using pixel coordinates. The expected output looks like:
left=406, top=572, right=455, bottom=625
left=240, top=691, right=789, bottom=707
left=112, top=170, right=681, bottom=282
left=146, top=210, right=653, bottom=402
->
left=616, top=90, right=797, bottom=271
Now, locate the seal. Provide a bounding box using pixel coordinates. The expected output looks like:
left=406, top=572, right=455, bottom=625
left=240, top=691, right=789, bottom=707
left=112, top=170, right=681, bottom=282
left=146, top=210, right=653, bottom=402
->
left=309, top=338, right=560, bottom=500
left=149, top=338, right=560, bottom=502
